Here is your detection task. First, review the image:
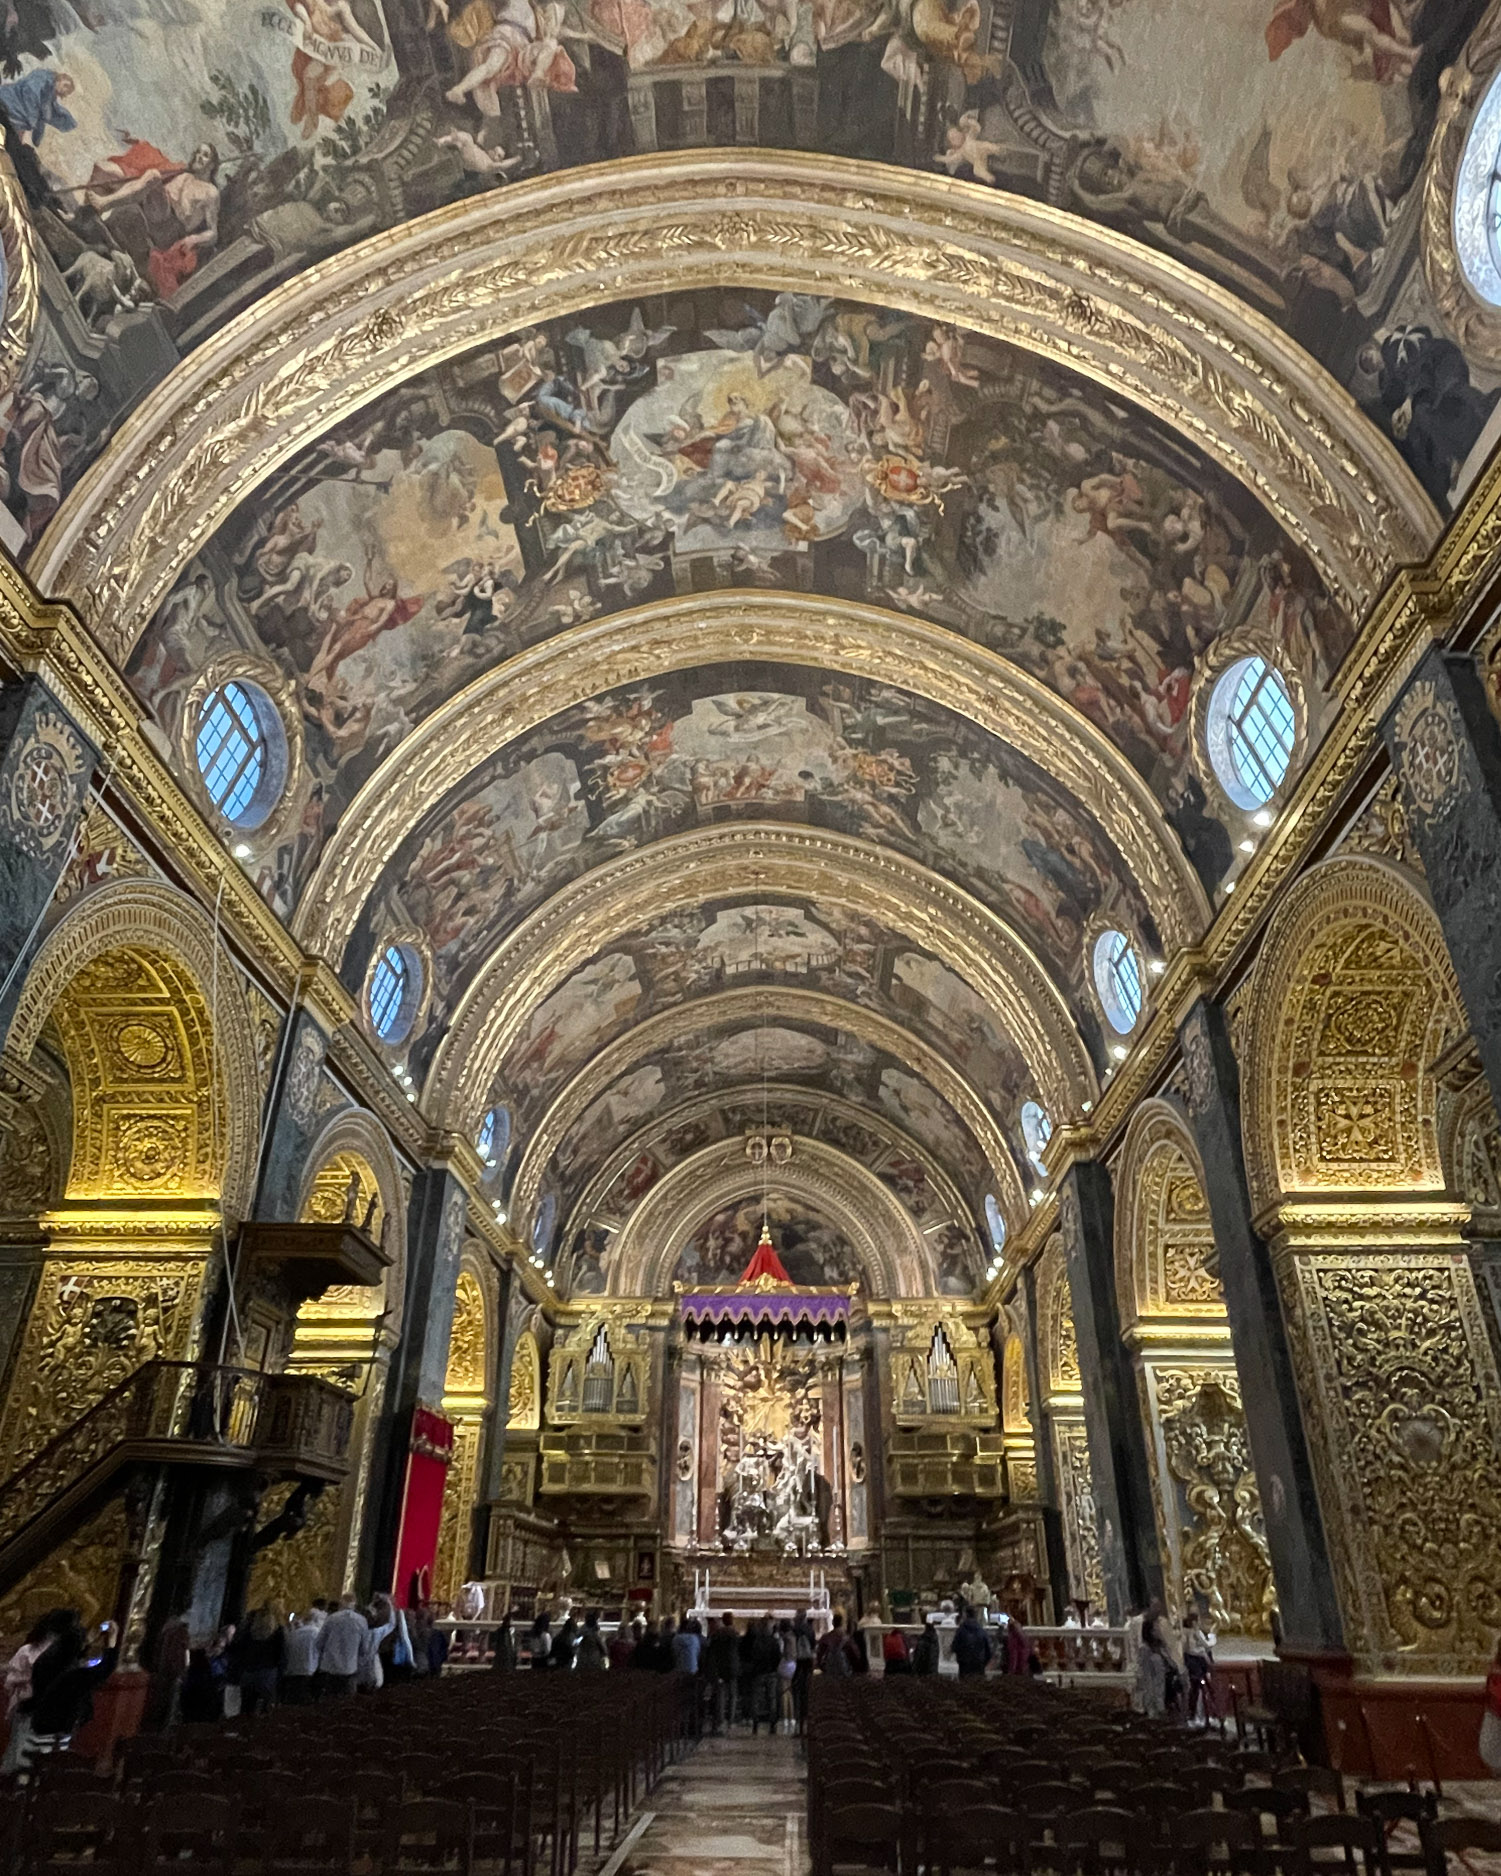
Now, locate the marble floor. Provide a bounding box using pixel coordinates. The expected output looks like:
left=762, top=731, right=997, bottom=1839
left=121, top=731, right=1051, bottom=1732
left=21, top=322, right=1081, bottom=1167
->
left=600, top=1730, right=809, bottom=1876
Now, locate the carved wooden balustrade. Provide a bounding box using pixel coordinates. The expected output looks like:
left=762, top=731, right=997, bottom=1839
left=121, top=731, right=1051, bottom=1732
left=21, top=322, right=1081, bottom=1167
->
left=0, top=1360, right=355, bottom=1596
left=1027, top=1626, right=1131, bottom=1678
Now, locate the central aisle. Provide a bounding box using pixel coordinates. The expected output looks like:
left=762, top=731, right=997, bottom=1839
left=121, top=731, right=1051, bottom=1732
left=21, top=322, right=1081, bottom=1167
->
left=609, top=1732, right=809, bottom=1876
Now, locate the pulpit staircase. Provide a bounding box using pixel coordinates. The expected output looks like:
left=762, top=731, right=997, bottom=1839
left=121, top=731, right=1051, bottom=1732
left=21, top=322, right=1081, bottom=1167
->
left=0, top=1359, right=354, bottom=1600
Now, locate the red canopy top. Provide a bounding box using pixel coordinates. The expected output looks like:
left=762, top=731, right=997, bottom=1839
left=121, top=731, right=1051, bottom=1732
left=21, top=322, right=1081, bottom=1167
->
left=738, top=1220, right=792, bottom=1288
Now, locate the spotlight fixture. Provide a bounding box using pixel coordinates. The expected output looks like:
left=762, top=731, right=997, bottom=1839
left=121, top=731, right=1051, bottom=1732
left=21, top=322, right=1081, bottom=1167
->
left=1224, top=880, right=1236, bottom=893
left=1239, top=838, right=1255, bottom=854
left=1148, top=959, right=1166, bottom=976
left=1030, top=1188, right=1044, bottom=1205
left=1111, top=1044, right=1128, bottom=1061
left=232, top=842, right=252, bottom=859
left=1252, top=809, right=1273, bottom=828
left=1081, top=1099, right=1093, bottom=1114
left=545, top=1270, right=554, bottom=1284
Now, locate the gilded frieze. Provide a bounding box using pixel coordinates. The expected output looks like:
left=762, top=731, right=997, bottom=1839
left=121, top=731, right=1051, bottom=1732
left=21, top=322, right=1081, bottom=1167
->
left=1051, top=1417, right=1106, bottom=1612
left=247, top=1482, right=343, bottom=1615
left=434, top=1417, right=484, bottom=1602
left=507, top=1333, right=541, bottom=1434
left=0, top=1494, right=128, bottom=1637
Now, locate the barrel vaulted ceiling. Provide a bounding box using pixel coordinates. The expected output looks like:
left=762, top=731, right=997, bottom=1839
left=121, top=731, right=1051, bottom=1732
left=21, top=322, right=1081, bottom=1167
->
left=4, top=0, right=1498, bottom=1296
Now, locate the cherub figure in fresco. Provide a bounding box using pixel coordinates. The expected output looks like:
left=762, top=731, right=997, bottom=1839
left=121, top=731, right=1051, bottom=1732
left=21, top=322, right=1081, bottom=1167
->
left=934, top=112, right=1005, bottom=187
left=287, top=0, right=385, bottom=138
left=922, top=324, right=981, bottom=389
left=1265, top=0, right=1421, bottom=83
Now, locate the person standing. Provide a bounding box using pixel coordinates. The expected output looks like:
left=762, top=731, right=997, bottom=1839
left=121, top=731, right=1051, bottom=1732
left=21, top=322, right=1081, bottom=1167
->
left=2, top=1610, right=68, bottom=1773
left=314, top=1592, right=367, bottom=1698
left=1183, top=1612, right=1214, bottom=1723
left=528, top=1610, right=553, bottom=1670
left=815, top=1613, right=857, bottom=1678
left=577, top=1612, right=608, bottom=1670
left=952, top=1607, right=992, bottom=1678
left=281, top=1603, right=323, bottom=1704
left=489, top=1613, right=518, bottom=1671
left=552, top=1612, right=581, bottom=1671
left=21, top=1617, right=118, bottom=1770
left=882, top=1628, right=912, bottom=1675
left=671, top=1615, right=702, bottom=1676
left=912, top=1617, right=941, bottom=1676
left=230, top=1604, right=285, bottom=1714
left=705, top=1612, right=739, bottom=1733
left=357, top=1593, right=396, bottom=1692
left=791, top=1610, right=816, bottom=1732
left=749, top=1615, right=781, bottom=1735
left=608, top=1619, right=636, bottom=1672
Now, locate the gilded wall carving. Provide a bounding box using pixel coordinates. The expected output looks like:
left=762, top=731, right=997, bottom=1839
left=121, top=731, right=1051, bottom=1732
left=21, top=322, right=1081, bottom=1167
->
left=1341, top=778, right=1424, bottom=878
left=1114, top=1107, right=1222, bottom=1330
left=1285, top=1251, right=1501, bottom=1674
left=1153, top=1370, right=1274, bottom=1638
left=0, top=1260, right=207, bottom=1473
left=1038, top=1236, right=1080, bottom=1399
left=248, top=1481, right=343, bottom=1614
left=1244, top=862, right=1462, bottom=1207
left=435, top=1264, right=491, bottom=1600
left=435, top=1418, right=484, bottom=1602
left=1052, top=1417, right=1106, bottom=1612
left=5, top=882, right=262, bottom=1220
left=507, top=1333, right=541, bottom=1434
left=0, top=1495, right=128, bottom=1636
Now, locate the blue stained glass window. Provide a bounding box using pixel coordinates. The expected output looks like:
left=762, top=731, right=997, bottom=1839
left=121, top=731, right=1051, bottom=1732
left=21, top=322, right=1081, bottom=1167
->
left=1227, top=658, right=1294, bottom=806
left=369, top=945, right=411, bottom=1042
left=195, top=682, right=266, bottom=824
left=1094, top=928, right=1144, bottom=1035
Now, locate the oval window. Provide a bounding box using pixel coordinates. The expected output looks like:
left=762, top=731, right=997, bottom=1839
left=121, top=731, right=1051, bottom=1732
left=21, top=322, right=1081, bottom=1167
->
left=1206, top=656, right=1294, bottom=810
left=984, top=1193, right=1007, bottom=1257
left=477, top=1105, right=511, bottom=1168
left=194, top=680, right=287, bottom=829
left=1093, top=928, right=1144, bottom=1035
left=1021, top=1100, right=1052, bottom=1177
left=368, top=942, right=422, bottom=1046
left=1455, top=70, right=1501, bottom=307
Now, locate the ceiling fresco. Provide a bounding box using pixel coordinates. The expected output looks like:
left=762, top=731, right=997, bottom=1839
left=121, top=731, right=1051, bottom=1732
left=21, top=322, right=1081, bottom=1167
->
left=332, top=672, right=1152, bottom=1080
left=480, top=893, right=1036, bottom=1154
left=0, top=0, right=1492, bottom=553
left=126, top=292, right=1341, bottom=925
left=560, top=1083, right=986, bottom=1296
left=538, top=1003, right=996, bottom=1245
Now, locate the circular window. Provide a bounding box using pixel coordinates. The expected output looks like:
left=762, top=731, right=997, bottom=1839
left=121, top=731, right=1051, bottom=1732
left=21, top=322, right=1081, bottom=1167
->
left=984, top=1193, right=1007, bottom=1257
left=194, top=680, right=287, bottom=829
left=1093, top=928, right=1144, bottom=1035
left=367, top=942, right=422, bottom=1046
left=477, top=1105, right=511, bottom=1167
left=1206, top=656, right=1295, bottom=810
left=1021, top=1100, right=1052, bottom=1177
left=1456, top=72, right=1501, bottom=307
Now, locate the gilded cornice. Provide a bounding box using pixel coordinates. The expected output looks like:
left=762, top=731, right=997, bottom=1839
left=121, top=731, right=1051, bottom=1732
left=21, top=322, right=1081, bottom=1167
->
left=565, top=1078, right=982, bottom=1249
left=512, top=983, right=1024, bottom=1234
left=426, top=821, right=1093, bottom=1125
left=1258, top=1196, right=1472, bottom=1252
left=608, top=1134, right=931, bottom=1299
left=297, top=593, right=1207, bottom=962
left=31, top=151, right=1432, bottom=656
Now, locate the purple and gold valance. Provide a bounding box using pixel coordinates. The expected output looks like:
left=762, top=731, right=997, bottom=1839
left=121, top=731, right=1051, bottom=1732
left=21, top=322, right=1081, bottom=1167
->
left=679, top=1288, right=852, bottom=1331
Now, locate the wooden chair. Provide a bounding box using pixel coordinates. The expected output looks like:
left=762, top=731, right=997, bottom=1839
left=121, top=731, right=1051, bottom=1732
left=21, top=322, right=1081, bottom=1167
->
left=1419, top=1816, right=1501, bottom=1876
left=817, top=1802, right=906, bottom=1876
left=381, top=1798, right=475, bottom=1875
left=1354, top=1791, right=1436, bottom=1875
left=263, top=1795, right=357, bottom=1875
left=1291, top=1813, right=1388, bottom=1876
left=1054, top=1807, right=1146, bottom=1876
left=1171, top=1809, right=1262, bottom=1876
left=24, top=1792, right=135, bottom=1876
left=137, top=1793, right=239, bottom=1876
left=446, top=1771, right=526, bottom=1876
left=930, top=1802, right=1021, bottom=1876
